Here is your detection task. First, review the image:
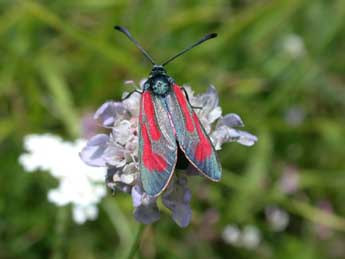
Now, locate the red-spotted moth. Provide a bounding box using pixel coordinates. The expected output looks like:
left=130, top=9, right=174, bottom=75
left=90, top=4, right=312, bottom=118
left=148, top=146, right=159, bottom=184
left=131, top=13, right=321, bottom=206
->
left=115, top=26, right=221, bottom=196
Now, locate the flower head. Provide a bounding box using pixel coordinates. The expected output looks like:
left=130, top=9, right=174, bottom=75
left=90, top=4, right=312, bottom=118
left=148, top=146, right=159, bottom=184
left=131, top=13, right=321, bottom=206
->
left=265, top=206, right=289, bottom=232
left=19, top=134, right=106, bottom=224
left=222, top=224, right=261, bottom=250
left=80, top=81, right=257, bottom=227
left=282, top=33, right=306, bottom=59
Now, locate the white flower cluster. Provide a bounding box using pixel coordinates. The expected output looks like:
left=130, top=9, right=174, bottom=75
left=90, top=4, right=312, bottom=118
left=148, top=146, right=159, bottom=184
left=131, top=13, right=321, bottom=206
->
left=222, top=224, right=261, bottom=250
left=19, top=134, right=107, bottom=224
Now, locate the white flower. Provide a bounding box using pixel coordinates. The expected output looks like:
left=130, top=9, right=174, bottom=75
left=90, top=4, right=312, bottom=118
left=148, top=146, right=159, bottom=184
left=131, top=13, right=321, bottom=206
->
left=73, top=205, right=98, bottom=224
left=222, top=225, right=241, bottom=245
left=241, top=225, right=261, bottom=249
left=265, top=206, right=290, bottom=232
left=222, top=224, right=261, bottom=250
left=282, top=34, right=305, bottom=58
left=19, top=134, right=106, bottom=224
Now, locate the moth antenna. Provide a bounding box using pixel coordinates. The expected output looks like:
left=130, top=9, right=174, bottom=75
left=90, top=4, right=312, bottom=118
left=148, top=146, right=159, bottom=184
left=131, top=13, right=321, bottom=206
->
left=114, top=25, right=156, bottom=65
left=162, top=33, right=217, bottom=66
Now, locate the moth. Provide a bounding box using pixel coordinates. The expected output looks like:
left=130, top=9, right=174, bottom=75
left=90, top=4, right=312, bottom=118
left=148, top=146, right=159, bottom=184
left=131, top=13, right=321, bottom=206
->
left=115, top=26, right=221, bottom=196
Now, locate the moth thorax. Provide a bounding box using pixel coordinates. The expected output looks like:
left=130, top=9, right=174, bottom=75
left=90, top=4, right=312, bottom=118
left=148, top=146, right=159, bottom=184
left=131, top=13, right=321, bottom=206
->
left=151, top=76, right=170, bottom=95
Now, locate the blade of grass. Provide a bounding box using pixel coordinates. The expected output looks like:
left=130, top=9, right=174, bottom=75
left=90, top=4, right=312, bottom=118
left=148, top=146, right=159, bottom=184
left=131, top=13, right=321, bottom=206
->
left=38, top=60, right=80, bottom=138
left=23, top=1, right=144, bottom=75
left=282, top=199, right=345, bottom=232
left=102, top=198, right=133, bottom=258
left=124, top=224, right=145, bottom=259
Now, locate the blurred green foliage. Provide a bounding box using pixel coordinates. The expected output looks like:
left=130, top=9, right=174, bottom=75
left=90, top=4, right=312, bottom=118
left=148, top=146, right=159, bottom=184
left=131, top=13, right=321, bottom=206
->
left=1, top=0, right=345, bottom=258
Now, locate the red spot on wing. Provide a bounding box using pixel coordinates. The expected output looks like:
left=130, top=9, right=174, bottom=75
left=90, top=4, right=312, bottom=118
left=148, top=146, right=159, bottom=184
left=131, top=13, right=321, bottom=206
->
left=193, top=113, right=212, bottom=161
left=141, top=123, right=167, bottom=172
left=173, top=84, right=194, bottom=132
left=143, top=92, right=161, bottom=140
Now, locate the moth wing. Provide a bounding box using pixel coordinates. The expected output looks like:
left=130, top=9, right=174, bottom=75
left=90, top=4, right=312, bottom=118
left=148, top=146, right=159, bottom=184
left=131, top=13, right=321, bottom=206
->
left=139, top=90, right=177, bottom=197
left=165, top=84, right=222, bottom=181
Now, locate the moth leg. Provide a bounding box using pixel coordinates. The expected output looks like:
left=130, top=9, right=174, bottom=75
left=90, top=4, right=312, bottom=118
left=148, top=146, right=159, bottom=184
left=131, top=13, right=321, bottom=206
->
left=121, top=89, right=142, bottom=101
left=181, top=87, right=202, bottom=110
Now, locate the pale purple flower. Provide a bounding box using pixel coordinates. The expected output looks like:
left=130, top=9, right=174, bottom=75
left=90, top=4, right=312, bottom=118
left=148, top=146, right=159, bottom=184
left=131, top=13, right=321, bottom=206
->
left=184, top=85, right=222, bottom=133
left=162, top=176, right=192, bottom=227
left=80, top=134, right=109, bottom=167
left=284, top=106, right=305, bottom=127
left=314, top=200, right=334, bottom=240
left=197, top=208, right=220, bottom=241
left=210, top=114, right=258, bottom=149
left=94, top=101, right=127, bottom=127
left=81, top=112, right=99, bottom=139
left=279, top=165, right=300, bottom=194
left=131, top=185, right=160, bottom=224
left=80, top=80, right=257, bottom=227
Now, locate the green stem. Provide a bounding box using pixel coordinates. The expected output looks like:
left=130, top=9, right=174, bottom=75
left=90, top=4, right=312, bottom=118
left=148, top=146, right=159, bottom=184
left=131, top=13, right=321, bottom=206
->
left=39, top=62, right=80, bottom=138
left=125, top=224, right=145, bottom=259
left=102, top=199, right=132, bottom=247
left=51, top=206, right=68, bottom=259
left=281, top=199, right=345, bottom=232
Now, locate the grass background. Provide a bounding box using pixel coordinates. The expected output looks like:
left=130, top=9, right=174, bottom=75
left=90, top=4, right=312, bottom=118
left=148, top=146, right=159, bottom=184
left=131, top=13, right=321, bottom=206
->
left=1, top=0, right=345, bottom=258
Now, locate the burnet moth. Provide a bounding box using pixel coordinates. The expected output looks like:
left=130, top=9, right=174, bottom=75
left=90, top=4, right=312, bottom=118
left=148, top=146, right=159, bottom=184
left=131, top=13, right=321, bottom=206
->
left=115, top=26, right=221, bottom=197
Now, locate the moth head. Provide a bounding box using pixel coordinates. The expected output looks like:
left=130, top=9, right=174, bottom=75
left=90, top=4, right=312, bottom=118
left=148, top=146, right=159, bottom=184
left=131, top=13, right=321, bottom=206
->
left=150, top=65, right=167, bottom=77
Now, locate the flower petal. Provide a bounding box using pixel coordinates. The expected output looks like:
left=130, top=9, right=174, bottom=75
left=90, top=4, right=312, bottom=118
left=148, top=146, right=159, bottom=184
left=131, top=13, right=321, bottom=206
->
left=210, top=126, right=229, bottom=150
left=122, top=92, right=141, bottom=117
left=103, top=138, right=127, bottom=167
left=211, top=126, right=258, bottom=149
left=236, top=130, right=258, bottom=146
left=73, top=205, right=98, bottom=224
left=219, top=113, right=244, bottom=128
left=162, top=177, right=192, bottom=228
left=94, top=101, right=126, bottom=127
left=134, top=205, right=160, bottom=224
left=79, top=134, right=108, bottom=166
left=131, top=185, right=160, bottom=224
left=112, top=120, right=132, bottom=145
left=208, top=106, right=222, bottom=125
left=131, top=185, right=143, bottom=207
left=121, top=163, right=139, bottom=184
left=106, top=164, right=138, bottom=193
left=192, top=86, right=222, bottom=133
left=201, top=85, right=219, bottom=109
